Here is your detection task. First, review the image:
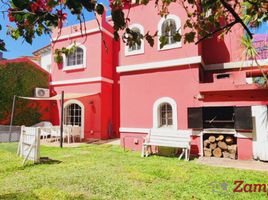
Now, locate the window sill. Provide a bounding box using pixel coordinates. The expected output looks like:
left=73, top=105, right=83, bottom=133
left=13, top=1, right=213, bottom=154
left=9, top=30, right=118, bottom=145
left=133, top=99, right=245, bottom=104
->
left=125, top=49, right=144, bottom=57
left=157, top=42, right=182, bottom=51
left=63, top=65, right=85, bottom=71
left=158, top=126, right=175, bottom=129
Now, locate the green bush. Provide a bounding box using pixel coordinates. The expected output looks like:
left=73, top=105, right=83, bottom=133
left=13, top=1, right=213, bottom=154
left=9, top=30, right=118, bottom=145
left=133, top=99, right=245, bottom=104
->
left=0, top=61, right=48, bottom=126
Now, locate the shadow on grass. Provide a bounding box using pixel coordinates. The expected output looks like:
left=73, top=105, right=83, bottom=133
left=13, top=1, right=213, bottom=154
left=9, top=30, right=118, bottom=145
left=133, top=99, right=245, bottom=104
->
left=17, top=157, right=62, bottom=170
left=86, top=139, right=119, bottom=145
left=0, top=192, right=38, bottom=200
left=147, top=148, right=197, bottom=161
left=0, top=192, right=87, bottom=200
left=39, top=157, right=62, bottom=164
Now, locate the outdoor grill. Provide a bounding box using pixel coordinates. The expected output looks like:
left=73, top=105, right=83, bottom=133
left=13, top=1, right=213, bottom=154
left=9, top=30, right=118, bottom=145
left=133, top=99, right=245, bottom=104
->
left=188, top=106, right=253, bottom=159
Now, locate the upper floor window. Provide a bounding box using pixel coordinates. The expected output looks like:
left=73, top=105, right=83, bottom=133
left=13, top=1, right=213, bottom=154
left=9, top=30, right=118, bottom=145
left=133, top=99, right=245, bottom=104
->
left=158, top=14, right=182, bottom=51
left=160, top=103, right=173, bottom=127
left=161, top=19, right=176, bottom=45
left=67, top=47, right=84, bottom=67
left=129, top=27, right=142, bottom=51
left=125, top=24, right=144, bottom=56
left=63, top=44, right=86, bottom=71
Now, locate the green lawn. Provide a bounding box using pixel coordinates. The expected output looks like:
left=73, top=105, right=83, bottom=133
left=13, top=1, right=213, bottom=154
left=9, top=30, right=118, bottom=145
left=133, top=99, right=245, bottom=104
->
left=0, top=143, right=268, bottom=200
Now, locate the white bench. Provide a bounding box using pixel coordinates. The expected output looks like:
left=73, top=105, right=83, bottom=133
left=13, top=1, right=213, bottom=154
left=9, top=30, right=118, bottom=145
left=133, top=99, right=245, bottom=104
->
left=141, top=129, right=192, bottom=161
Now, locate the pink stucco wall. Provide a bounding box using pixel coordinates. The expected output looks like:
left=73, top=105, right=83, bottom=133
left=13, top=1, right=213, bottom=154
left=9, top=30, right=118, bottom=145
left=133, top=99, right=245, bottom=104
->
left=118, top=1, right=200, bottom=67
left=120, top=132, right=147, bottom=151
left=120, top=65, right=201, bottom=129
left=237, top=138, right=253, bottom=160
left=51, top=9, right=114, bottom=83
left=46, top=3, right=267, bottom=160
left=49, top=11, right=119, bottom=140
left=51, top=34, right=102, bottom=82
left=118, top=1, right=246, bottom=67
left=202, top=24, right=244, bottom=65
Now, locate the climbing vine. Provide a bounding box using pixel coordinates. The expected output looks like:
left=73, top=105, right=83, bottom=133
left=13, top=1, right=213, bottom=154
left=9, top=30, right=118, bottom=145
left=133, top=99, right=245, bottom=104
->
left=0, top=61, right=49, bottom=126
left=54, top=44, right=77, bottom=64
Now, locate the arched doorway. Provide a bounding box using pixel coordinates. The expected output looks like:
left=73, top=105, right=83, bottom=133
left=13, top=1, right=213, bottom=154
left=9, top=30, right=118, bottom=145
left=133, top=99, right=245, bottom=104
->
left=64, top=100, right=85, bottom=138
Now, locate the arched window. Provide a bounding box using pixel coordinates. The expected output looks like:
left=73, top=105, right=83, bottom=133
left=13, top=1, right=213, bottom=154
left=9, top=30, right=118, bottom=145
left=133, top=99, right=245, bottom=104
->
left=64, top=103, right=82, bottom=126
left=66, top=47, right=84, bottom=67
left=158, top=14, right=182, bottom=50
left=160, top=103, right=173, bottom=127
left=125, top=24, right=144, bottom=56
left=161, top=19, right=177, bottom=45
left=64, top=100, right=85, bottom=138
left=153, top=97, right=178, bottom=129
left=63, top=44, right=86, bottom=71
left=129, top=27, right=142, bottom=52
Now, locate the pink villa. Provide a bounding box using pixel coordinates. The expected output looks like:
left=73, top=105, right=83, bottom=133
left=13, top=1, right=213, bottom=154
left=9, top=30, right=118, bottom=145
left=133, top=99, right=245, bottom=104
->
left=40, top=2, right=268, bottom=160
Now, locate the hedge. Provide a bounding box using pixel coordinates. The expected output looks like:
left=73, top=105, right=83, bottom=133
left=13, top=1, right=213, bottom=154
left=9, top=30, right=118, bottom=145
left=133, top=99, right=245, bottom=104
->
left=0, top=61, right=49, bottom=126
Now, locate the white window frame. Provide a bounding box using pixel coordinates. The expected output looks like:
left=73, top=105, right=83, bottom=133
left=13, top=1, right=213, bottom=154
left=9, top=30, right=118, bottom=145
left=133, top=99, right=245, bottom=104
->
left=125, top=24, right=145, bottom=56
left=157, top=14, right=182, bottom=51
left=63, top=43, right=87, bottom=71
left=153, top=97, right=178, bottom=130
left=64, top=99, right=85, bottom=138
left=64, top=103, right=82, bottom=126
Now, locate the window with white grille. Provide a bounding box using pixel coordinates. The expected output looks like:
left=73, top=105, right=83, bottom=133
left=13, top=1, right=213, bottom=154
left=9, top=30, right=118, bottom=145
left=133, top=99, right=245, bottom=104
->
left=128, top=28, right=142, bottom=52
left=64, top=104, right=82, bottom=126
left=157, top=14, right=182, bottom=50
left=159, top=103, right=173, bottom=127
left=125, top=24, right=144, bottom=56
left=66, top=47, right=84, bottom=67
left=161, top=19, right=176, bottom=45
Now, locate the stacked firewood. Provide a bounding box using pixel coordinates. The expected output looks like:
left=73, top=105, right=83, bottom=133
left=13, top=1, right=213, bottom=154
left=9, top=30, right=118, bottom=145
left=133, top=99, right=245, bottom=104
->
left=203, top=135, right=237, bottom=159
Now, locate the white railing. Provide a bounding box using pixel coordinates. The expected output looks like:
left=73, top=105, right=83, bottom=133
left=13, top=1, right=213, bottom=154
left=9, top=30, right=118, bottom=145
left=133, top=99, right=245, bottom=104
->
left=0, top=125, right=21, bottom=143
left=17, top=126, right=40, bottom=165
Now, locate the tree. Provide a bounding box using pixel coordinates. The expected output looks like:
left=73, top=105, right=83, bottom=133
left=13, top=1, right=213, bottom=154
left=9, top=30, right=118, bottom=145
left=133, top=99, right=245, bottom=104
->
left=0, top=0, right=267, bottom=54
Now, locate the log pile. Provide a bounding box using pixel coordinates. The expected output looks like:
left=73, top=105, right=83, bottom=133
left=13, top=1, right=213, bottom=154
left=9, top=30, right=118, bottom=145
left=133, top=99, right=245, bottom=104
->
left=203, top=135, right=236, bottom=159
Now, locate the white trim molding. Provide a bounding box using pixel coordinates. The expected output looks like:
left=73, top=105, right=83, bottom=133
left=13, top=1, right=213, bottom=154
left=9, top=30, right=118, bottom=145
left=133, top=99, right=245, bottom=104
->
left=52, top=27, right=113, bottom=41
left=204, top=58, right=268, bottom=71
left=50, top=77, right=114, bottom=86
left=119, top=127, right=192, bottom=135
left=119, top=127, right=150, bottom=133
left=153, top=97, right=178, bottom=129
left=125, top=24, right=145, bottom=56
left=64, top=99, right=85, bottom=139
left=157, top=14, right=182, bottom=51
left=63, top=43, right=87, bottom=71
left=236, top=132, right=253, bottom=139
left=116, top=56, right=203, bottom=73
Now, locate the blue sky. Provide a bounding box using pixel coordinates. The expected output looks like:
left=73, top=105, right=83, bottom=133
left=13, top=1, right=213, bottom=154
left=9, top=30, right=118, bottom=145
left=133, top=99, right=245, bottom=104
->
left=0, top=4, right=267, bottom=59
left=251, top=22, right=268, bottom=34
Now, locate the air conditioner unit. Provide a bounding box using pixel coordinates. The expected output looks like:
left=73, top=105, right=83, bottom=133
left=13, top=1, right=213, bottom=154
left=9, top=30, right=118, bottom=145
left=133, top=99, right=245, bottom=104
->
left=34, top=88, right=50, bottom=98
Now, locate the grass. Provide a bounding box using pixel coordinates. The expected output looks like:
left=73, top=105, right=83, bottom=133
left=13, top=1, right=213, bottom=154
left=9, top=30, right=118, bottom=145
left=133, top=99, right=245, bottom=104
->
left=0, top=143, right=268, bottom=200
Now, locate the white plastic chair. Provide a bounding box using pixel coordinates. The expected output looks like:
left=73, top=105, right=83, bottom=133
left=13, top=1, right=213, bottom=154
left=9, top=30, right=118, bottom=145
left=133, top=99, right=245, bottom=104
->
left=50, top=126, right=60, bottom=142
left=40, top=127, right=51, bottom=142
left=71, top=125, right=81, bottom=142
left=64, top=125, right=73, bottom=143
